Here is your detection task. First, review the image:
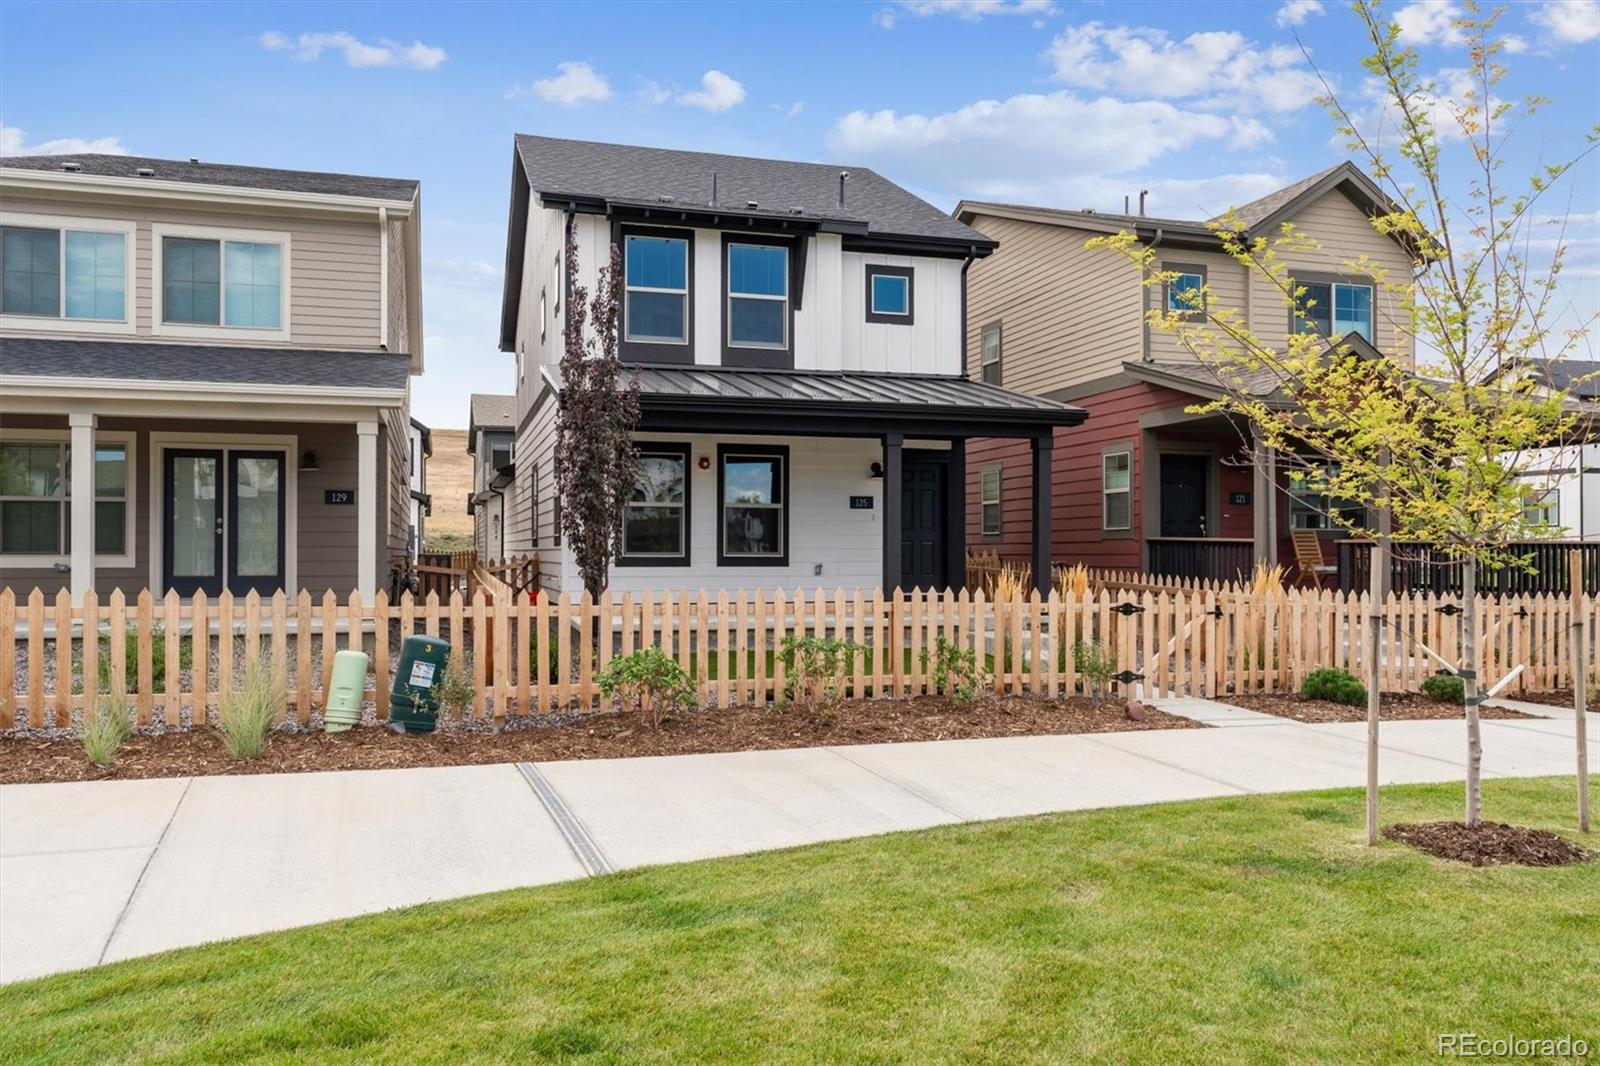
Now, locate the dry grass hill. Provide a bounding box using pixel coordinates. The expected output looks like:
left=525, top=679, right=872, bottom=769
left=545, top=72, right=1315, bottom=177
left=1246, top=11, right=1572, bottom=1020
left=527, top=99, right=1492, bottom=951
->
left=424, top=427, right=473, bottom=550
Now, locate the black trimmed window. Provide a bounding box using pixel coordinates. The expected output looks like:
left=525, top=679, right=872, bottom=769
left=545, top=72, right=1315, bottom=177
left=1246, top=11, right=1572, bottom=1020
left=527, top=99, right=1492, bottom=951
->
left=620, top=226, right=692, bottom=363
left=722, top=234, right=794, bottom=368
left=980, top=324, right=1002, bottom=385
left=621, top=443, right=690, bottom=565
left=865, top=264, right=914, bottom=324
left=718, top=444, right=788, bottom=566
left=1292, top=276, right=1374, bottom=342
left=980, top=465, right=1002, bottom=535
left=1103, top=451, right=1132, bottom=530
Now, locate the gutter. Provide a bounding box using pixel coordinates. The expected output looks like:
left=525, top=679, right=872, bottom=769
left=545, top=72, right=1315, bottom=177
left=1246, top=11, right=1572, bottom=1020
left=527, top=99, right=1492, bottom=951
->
left=0, top=167, right=415, bottom=216
left=960, top=248, right=975, bottom=376
left=1142, top=227, right=1163, bottom=363
left=0, top=374, right=407, bottom=405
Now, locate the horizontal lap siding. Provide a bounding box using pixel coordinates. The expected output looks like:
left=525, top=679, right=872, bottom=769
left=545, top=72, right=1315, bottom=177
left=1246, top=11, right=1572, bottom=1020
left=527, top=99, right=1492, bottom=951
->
left=967, top=382, right=1196, bottom=570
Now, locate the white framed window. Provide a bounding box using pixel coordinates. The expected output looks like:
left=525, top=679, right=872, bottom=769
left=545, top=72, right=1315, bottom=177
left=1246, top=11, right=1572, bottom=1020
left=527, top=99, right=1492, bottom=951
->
left=0, top=428, right=136, bottom=568
left=623, top=233, right=689, bottom=345
left=726, top=241, right=789, bottom=350
left=1287, top=462, right=1366, bottom=530
left=980, top=465, right=1002, bottom=535
left=981, top=324, right=1002, bottom=385
left=1103, top=451, right=1132, bottom=530
left=1294, top=278, right=1373, bottom=343
left=152, top=222, right=291, bottom=342
left=1525, top=488, right=1560, bottom=527
left=621, top=444, right=689, bottom=563
left=0, top=212, right=136, bottom=335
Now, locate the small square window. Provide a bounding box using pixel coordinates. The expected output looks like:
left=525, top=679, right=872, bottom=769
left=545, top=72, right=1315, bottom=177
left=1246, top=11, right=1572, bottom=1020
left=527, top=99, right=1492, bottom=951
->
left=866, top=266, right=914, bottom=324
left=1166, top=271, right=1204, bottom=316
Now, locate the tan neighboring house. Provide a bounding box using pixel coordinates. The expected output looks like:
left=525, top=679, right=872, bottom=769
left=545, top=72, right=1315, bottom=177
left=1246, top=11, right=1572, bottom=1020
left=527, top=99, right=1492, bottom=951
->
left=0, top=153, right=423, bottom=600
left=466, top=393, right=514, bottom=560
left=955, top=162, right=1419, bottom=583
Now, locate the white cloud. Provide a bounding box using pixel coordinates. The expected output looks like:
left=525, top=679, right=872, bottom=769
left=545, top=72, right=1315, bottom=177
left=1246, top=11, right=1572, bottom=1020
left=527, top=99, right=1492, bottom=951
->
left=509, top=61, right=613, bottom=105
left=1393, top=2, right=1467, bottom=46
left=1045, top=23, right=1323, bottom=113
left=1275, top=0, right=1324, bottom=28
left=636, top=79, right=673, bottom=106
left=828, top=90, right=1277, bottom=207
left=897, top=1, right=1055, bottom=18
left=0, top=124, right=127, bottom=156
left=428, top=257, right=500, bottom=288
left=1531, top=0, right=1600, bottom=43
left=259, top=30, right=445, bottom=70
left=773, top=100, right=806, bottom=118
left=1342, top=67, right=1506, bottom=146
left=676, top=70, right=746, bottom=112
left=873, top=8, right=898, bottom=29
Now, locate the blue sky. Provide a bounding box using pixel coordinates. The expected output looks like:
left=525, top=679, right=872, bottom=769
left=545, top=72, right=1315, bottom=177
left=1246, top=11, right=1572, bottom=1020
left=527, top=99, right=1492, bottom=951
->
left=3, top=0, right=1597, bottom=427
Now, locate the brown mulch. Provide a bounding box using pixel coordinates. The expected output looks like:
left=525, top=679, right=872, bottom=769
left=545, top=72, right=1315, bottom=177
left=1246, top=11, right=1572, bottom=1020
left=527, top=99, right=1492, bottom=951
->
left=0, top=695, right=1202, bottom=785
left=1382, top=820, right=1594, bottom=867
left=1230, top=692, right=1536, bottom=724
left=1519, top=690, right=1600, bottom=710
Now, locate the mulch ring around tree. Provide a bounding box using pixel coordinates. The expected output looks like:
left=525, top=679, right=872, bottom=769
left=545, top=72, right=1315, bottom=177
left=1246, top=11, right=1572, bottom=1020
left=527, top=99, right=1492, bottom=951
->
left=0, top=694, right=1203, bottom=785
left=1229, top=692, right=1536, bottom=724
left=1382, top=821, right=1594, bottom=867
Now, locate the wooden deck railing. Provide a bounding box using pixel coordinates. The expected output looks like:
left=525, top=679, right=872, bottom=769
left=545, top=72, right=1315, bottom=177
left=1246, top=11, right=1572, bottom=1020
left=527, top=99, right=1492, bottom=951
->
left=1146, top=537, right=1255, bottom=584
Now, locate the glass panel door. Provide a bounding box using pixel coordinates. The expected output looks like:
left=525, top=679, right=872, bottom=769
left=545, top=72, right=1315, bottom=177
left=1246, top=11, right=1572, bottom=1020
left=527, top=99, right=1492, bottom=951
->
left=164, top=450, right=223, bottom=595
left=229, top=451, right=285, bottom=595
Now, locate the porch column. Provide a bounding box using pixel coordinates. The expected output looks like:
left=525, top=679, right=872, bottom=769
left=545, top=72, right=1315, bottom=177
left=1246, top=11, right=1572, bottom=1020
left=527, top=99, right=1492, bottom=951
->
left=357, top=419, right=379, bottom=601
left=1252, top=430, right=1278, bottom=569
left=68, top=411, right=96, bottom=599
left=881, top=433, right=903, bottom=593
left=948, top=438, right=966, bottom=591
left=1031, top=433, right=1052, bottom=595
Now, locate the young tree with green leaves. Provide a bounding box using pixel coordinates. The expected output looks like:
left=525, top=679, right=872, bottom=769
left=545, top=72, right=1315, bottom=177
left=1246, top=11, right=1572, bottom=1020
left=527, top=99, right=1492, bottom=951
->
left=555, top=231, right=641, bottom=600
left=1089, top=0, right=1597, bottom=835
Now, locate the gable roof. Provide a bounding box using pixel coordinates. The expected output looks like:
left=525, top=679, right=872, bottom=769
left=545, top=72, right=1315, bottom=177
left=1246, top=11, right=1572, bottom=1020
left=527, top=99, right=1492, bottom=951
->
left=468, top=393, right=516, bottom=433
left=0, top=152, right=418, bottom=202
left=1498, top=359, right=1600, bottom=399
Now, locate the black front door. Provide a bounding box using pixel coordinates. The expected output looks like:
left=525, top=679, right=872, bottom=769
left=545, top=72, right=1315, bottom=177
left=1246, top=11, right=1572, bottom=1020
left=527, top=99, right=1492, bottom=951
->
left=164, top=449, right=224, bottom=596
left=163, top=449, right=287, bottom=596
left=228, top=451, right=286, bottom=595
left=1159, top=455, right=1209, bottom=537
left=901, top=458, right=948, bottom=591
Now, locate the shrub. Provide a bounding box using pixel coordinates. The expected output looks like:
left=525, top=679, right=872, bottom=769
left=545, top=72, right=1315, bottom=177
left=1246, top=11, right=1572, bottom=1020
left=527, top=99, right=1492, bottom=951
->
left=216, top=657, right=284, bottom=759
left=528, top=626, right=563, bottom=681
left=921, top=636, right=987, bottom=702
left=435, top=652, right=477, bottom=720
left=595, top=647, right=697, bottom=727
left=1302, top=667, right=1367, bottom=707
left=1421, top=673, right=1465, bottom=703
left=1073, top=639, right=1117, bottom=698
left=779, top=635, right=860, bottom=715
left=97, top=624, right=193, bottom=694
left=80, top=693, right=133, bottom=767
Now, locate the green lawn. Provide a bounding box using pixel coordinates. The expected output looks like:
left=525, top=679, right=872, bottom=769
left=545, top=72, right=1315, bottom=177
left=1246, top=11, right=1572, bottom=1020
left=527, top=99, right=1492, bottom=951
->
left=4, top=778, right=1595, bottom=1064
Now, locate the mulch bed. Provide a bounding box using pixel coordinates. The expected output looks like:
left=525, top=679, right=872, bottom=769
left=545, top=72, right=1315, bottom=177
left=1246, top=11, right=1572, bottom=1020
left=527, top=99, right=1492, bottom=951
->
left=1383, top=821, right=1594, bottom=867
left=0, top=695, right=1202, bottom=785
left=1517, top=690, right=1600, bottom=710
left=1230, top=692, right=1536, bottom=724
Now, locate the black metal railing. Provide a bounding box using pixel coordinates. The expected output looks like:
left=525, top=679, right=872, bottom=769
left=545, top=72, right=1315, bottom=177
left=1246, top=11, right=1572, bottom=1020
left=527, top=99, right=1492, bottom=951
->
left=1146, top=538, right=1255, bottom=584
left=1337, top=540, right=1600, bottom=596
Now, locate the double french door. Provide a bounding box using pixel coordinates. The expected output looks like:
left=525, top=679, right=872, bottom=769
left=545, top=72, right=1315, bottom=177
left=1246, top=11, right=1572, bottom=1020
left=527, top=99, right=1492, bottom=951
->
left=163, top=449, right=286, bottom=595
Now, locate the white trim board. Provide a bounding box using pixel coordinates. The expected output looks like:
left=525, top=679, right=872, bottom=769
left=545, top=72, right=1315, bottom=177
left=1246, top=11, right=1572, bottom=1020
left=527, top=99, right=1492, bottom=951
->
left=0, top=426, right=137, bottom=570
left=0, top=210, right=139, bottom=337
left=150, top=221, right=292, bottom=343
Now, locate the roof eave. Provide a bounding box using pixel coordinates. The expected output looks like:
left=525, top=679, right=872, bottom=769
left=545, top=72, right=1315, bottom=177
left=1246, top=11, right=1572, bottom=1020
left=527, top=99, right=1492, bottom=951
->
left=0, top=167, right=417, bottom=216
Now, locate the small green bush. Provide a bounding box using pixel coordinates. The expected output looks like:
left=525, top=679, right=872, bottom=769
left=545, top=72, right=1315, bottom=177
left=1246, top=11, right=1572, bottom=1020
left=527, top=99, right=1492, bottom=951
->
left=216, top=657, right=284, bottom=760
left=1421, top=673, right=1465, bottom=703
left=779, top=635, right=861, bottom=715
left=97, top=624, right=192, bottom=694
left=921, top=636, right=988, bottom=702
left=80, top=693, right=133, bottom=767
left=1302, top=667, right=1367, bottom=706
left=595, top=647, right=697, bottom=727
left=1073, top=639, right=1117, bottom=698
left=528, top=626, right=562, bottom=681
left=435, top=652, right=477, bottom=720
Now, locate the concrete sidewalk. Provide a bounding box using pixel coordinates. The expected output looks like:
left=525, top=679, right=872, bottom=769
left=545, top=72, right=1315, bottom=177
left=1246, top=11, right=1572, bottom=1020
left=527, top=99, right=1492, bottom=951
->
left=3, top=698, right=1593, bottom=984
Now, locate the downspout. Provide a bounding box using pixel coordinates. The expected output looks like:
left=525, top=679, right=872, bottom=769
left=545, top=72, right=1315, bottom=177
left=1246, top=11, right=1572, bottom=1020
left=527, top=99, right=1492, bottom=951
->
left=960, top=246, right=975, bottom=377
left=378, top=206, right=389, bottom=350
left=1141, top=227, right=1163, bottom=363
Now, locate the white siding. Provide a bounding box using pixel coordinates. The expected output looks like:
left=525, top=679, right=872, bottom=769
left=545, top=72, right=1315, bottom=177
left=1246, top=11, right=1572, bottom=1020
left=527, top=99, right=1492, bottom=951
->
left=838, top=252, right=963, bottom=375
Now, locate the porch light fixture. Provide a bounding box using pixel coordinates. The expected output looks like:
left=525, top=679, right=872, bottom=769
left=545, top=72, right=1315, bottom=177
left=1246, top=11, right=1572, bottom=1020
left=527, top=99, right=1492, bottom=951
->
left=299, top=450, right=319, bottom=471
left=869, top=462, right=884, bottom=479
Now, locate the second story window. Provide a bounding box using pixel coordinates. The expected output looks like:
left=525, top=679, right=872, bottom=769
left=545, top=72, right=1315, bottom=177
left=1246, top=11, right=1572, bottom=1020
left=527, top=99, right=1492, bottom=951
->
left=726, top=241, right=789, bottom=349
left=1, top=215, right=133, bottom=329
left=1293, top=277, right=1373, bottom=343
left=624, top=232, right=689, bottom=345
left=156, top=225, right=288, bottom=339
left=1163, top=265, right=1206, bottom=318
left=980, top=324, right=1002, bottom=385
left=865, top=265, right=914, bottom=325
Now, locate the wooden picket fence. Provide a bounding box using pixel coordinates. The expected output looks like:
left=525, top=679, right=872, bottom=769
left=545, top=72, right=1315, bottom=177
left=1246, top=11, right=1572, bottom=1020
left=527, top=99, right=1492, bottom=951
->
left=2, top=584, right=1592, bottom=731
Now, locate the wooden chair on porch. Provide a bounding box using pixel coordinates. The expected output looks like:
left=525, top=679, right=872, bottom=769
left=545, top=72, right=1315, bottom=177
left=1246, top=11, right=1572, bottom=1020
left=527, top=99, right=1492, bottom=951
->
left=1291, top=530, right=1339, bottom=589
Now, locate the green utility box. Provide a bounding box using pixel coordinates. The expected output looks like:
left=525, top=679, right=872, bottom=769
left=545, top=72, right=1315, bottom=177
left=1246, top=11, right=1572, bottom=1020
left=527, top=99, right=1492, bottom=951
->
left=388, top=635, right=452, bottom=733
left=324, top=649, right=369, bottom=733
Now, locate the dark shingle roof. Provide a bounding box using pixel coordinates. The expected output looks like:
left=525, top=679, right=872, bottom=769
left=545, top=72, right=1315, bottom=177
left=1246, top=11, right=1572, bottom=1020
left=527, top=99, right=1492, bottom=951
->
left=629, top=365, right=1084, bottom=423
left=1505, top=359, right=1600, bottom=398
left=0, top=336, right=411, bottom=390
left=0, top=153, right=418, bottom=201
left=469, top=393, right=516, bottom=431
left=514, top=134, right=984, bottom=244
left=1216, top=164, right=1346, bottom=228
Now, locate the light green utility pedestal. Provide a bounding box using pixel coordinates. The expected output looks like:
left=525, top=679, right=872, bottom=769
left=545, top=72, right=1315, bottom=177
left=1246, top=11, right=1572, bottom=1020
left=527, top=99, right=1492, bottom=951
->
left=324, top=649, right=368, bottom=732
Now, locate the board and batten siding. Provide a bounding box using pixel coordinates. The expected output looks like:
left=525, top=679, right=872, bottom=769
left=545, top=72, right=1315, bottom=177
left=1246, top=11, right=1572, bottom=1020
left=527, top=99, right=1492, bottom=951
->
left=0, top=191, right=386, bottom=351
left=962, top=214, right=1142, bottom=395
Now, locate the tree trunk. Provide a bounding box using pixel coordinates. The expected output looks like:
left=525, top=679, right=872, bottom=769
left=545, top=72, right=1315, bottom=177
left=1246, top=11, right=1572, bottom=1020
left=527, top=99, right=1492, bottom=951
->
left=1461, top=558, right=1482, bottom=828
left=1366, top=540, right=1384, bottom=845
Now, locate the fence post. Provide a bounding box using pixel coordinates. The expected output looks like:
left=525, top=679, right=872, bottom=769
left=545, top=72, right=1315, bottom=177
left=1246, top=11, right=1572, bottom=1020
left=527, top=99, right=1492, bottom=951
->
left=1570, top=554, right=1591, bottom=834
